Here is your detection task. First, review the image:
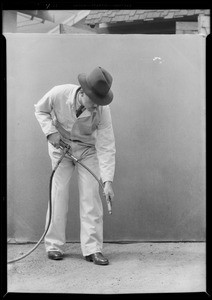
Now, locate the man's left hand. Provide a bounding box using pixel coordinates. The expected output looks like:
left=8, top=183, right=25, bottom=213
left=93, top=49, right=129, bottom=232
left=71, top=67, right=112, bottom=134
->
left=103, top=181, right=114, bottom=204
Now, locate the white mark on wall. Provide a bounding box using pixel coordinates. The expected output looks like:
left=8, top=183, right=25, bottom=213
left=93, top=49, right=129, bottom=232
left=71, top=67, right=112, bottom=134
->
left=153, top=57, right=164, bottom=64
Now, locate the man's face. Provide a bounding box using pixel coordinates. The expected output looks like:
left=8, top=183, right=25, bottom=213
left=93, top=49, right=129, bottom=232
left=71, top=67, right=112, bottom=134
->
left=81, top=92, right=98, bottom=112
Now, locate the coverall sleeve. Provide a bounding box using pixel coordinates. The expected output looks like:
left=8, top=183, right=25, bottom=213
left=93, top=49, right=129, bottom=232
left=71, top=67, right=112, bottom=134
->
left=96, top=106, right=116, bottom=183
left=34, top=87, right=58, bottom=137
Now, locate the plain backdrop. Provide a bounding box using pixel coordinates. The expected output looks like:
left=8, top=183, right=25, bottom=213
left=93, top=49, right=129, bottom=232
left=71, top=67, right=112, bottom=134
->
left=6, top=34, right=206, bottom=242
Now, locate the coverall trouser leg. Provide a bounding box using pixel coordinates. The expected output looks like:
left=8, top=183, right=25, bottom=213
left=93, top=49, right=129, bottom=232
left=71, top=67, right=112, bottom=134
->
left=44, top=144, right=103, bottom=256
left=45, top=145, right=75, bottom=254
left=77, top=152, right=103, bottom=256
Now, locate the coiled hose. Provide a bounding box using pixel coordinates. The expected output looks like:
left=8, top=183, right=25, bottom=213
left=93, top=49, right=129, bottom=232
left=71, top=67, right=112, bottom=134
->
left=7, top=142, right=112, bottom=264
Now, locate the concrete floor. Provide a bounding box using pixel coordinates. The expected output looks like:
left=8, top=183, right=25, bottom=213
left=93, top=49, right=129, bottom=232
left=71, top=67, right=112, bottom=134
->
left=7, top=242, right=206, bottom=294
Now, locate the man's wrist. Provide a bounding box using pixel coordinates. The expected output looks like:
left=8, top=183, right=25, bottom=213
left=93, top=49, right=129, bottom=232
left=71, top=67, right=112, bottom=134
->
left=46, top=131, right=59, bottom=138
left=104, top=181, right=113, bottom=185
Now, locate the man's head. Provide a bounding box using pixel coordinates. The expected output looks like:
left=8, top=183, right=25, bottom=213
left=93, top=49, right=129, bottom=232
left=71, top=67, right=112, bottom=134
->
left=78, top=89, right=98, bottom=112
left=78, top=66, right=113, bottom=107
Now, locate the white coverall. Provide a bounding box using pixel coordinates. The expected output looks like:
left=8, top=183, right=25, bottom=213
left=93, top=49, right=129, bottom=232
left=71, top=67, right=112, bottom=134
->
left=34, top=84, right=116, bottom=256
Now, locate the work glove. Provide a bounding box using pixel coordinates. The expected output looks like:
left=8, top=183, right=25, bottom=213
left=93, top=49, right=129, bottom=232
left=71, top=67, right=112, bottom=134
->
left=47, top=132, right=61, bottom=149
left=103, top=181, right=114, bottom=205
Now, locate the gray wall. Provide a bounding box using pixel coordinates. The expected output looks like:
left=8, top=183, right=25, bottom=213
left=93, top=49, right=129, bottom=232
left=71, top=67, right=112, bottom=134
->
left=6, top=34, right=206, bottom=242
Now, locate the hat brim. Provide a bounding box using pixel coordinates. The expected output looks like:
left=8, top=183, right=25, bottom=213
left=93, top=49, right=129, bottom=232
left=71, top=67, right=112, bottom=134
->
left=78, top=73, right=113, bottom=106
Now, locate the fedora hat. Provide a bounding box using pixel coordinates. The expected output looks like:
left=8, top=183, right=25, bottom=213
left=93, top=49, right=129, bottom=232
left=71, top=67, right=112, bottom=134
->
left=78, top=66, right=113, bottom=106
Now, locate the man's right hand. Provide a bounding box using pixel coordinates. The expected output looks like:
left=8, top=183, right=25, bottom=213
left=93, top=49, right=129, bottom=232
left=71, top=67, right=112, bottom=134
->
left=47, top=132, right=61, bottom=149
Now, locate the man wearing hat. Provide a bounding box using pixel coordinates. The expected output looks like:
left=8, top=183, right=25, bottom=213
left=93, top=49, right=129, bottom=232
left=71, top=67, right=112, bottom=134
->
left=34, top=67, right=115, bottom=265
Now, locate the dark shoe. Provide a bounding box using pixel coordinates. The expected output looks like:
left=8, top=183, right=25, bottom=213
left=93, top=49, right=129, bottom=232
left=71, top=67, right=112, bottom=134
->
left=48, top=251, right=63, bottom=260
left=85, top=252, right=109, bottom=265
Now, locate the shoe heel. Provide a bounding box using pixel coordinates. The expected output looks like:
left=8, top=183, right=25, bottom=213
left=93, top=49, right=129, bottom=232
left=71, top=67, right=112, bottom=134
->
left=85, top=255, right=93, bottom=262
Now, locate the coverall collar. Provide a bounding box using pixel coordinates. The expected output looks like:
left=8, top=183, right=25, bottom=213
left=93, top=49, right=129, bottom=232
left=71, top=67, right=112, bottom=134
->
left=66, top=85, right=80, bottom=107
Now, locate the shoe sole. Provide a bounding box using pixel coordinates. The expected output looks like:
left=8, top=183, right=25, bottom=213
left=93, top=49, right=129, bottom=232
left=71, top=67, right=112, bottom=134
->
left=48, top=257, right=63, bottom=260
